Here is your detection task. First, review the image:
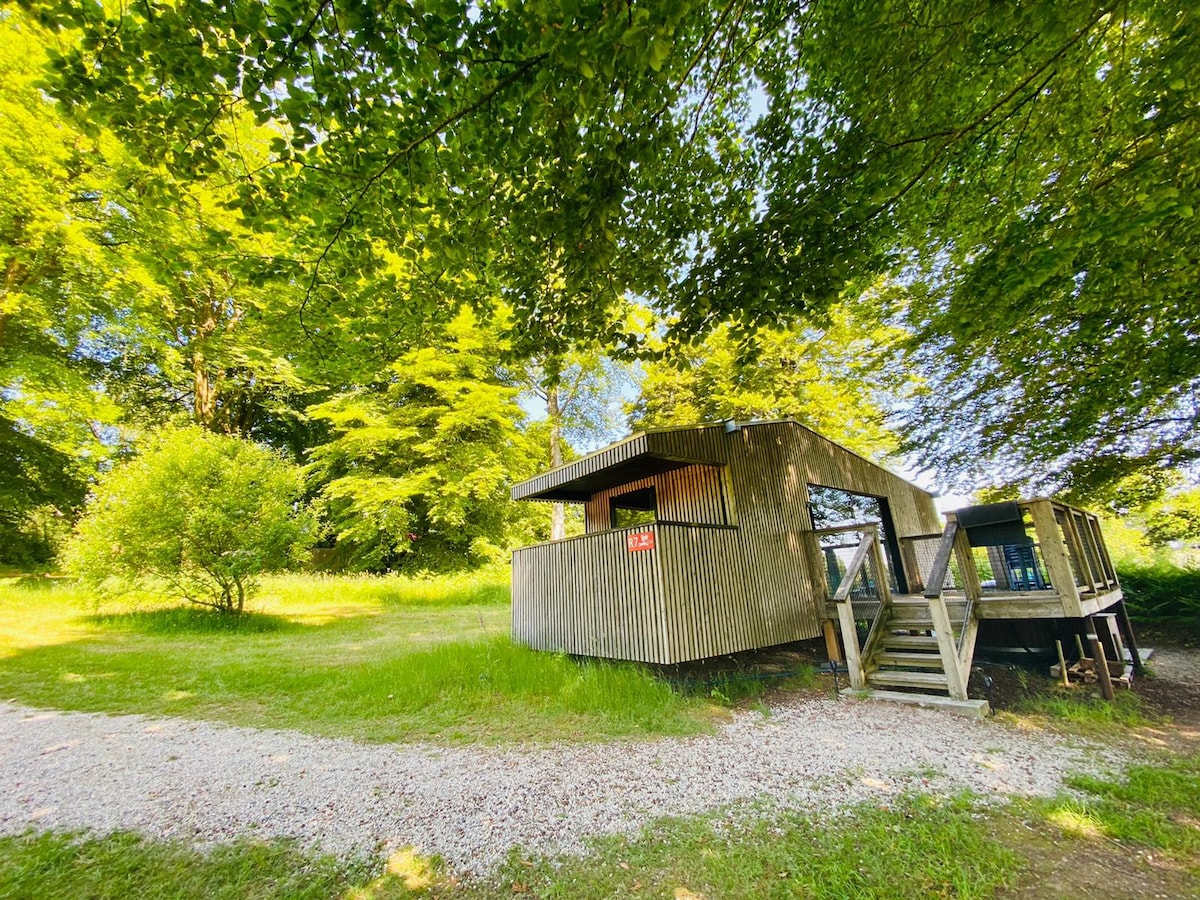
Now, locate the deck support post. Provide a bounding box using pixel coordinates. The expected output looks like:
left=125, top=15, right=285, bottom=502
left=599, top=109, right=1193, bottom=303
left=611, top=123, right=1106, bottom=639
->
left=822, top=619, right=842, bottom=664
left=1088, top=624, right=1117, bottom=701
left=922, top=520, right=969, bottom=700
left=836, top=600, right=865, bottom=690
left=1114, top=599, right=1146, bottom=675
left=950, top=522, right=981, bottom=690
left=829, top=529, right=876, bottom=691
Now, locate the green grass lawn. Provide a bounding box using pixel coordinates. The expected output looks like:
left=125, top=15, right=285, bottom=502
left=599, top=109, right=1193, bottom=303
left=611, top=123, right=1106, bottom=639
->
left=0, top=572, right=715, bottom=743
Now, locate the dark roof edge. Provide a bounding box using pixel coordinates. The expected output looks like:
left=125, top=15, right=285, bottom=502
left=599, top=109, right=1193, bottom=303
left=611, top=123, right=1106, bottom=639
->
left=510, top=419, right=916, bottom=501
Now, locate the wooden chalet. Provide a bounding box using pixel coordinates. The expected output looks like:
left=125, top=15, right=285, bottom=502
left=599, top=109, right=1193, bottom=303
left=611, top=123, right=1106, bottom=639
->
left=510, top=420, right=1139, bottom=711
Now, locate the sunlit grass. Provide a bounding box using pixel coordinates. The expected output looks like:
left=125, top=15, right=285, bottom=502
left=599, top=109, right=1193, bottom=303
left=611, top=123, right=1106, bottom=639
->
left=1013, top=688, right=1158, bottom=733
left=1056, top=754, right=1200, bottom=858
left=0, top=571, right=714, bottom=744
left=0, top=831, right=369, bottom=900
left=0, top=793, right=1022, bottom=900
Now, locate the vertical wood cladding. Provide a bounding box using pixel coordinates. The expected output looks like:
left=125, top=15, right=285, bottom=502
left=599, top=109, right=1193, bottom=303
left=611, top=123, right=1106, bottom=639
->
left=512, top=524, right=668, bottom=662
left=511, top=421, right=942, bottom=664
left=584, top=464, right=727, bottom=532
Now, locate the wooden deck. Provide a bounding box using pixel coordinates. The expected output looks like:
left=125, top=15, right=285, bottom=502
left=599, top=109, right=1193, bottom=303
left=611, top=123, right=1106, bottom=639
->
left=825, top=586, right=1124, bottom=623
left=822, top=497, right=1133, bottom=706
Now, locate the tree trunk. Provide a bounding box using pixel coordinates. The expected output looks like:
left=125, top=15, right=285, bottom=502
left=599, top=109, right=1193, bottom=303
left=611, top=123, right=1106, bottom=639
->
left=548, top=384, right=565, bottom=540
left=189, top=288, right=223, bottom=430
left=193, top=351, right=218, bottom=428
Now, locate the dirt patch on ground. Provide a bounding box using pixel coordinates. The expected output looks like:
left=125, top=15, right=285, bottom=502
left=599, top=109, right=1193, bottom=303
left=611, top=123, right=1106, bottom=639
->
left=1139, top=644, right=1200, bottom=722
left=994, top=814, right=1197, bottom=900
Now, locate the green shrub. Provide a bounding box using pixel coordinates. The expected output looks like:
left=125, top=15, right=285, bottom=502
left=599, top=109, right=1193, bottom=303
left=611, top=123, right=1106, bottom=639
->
left=68, top=427, right=315, bottom=613
left=1116, top=561, right=1200, bottom=632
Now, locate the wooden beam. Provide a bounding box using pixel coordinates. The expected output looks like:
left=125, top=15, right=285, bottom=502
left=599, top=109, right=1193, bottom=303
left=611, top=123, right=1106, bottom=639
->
left=929, top=593, right=969, bottom=700
left=831, top=530, right=875, bottom=689
left=899, top=538, right=925, bottom=593
left=836, top=595, right=866, bottom=689
left=1088, top=626, right=1116, bottom=701
left=923, top=520, right=959, bottom=600
left=822, top=619, right=842, bottom=664
left=1114, top=599, right=1146, bottom=676
left=1027, top=500, right=1083, bottom=617
left=952, top=524, right=983, bottom=602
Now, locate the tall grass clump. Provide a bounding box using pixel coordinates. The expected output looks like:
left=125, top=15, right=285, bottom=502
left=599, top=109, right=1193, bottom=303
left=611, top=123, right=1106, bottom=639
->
left=321, top=635, right=707, bottom=742
left=1017, top=689, right=1153, bottom=731
left=1116, top=561, right=1200, bottom=634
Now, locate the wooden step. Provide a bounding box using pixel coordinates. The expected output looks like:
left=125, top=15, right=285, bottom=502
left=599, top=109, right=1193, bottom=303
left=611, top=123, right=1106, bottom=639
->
left=839, top=688, right=990, bottom=718
left=889, top=614, right=965, bottom=629
left=878, top=634, right=940, bottom=650
left=873, top=651, right=946, bottom=669
left=866, top=670, right=950, bottom=690
left=892, top=598, right=967, bottom=609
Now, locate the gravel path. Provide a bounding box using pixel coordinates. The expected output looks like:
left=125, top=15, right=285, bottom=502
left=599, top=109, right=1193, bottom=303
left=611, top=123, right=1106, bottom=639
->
left=0, top=697, right=1118, bottom=872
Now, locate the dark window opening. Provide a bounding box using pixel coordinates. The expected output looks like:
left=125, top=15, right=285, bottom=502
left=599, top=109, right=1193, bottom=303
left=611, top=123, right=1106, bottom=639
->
left=610, top=486, right=657, bottom=529
left=808, top=485, right=909, bottom=595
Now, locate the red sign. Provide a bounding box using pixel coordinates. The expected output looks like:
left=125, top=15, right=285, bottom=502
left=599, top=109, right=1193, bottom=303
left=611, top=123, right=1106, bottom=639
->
left=626, top=530, right=655, bottom=552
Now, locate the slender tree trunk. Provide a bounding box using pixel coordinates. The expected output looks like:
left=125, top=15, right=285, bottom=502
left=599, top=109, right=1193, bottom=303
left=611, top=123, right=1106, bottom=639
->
left=548, top=384, right=565, bottom=540
left=193, top=351, right=218, bottom=428
left=189, top=288, right=222, bottom=429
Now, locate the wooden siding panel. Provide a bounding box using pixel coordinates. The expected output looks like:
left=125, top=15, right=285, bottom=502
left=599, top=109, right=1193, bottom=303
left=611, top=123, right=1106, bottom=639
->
left=584, top=463, right=727, bottom=532
left=511, top=525, right=667, bottom=663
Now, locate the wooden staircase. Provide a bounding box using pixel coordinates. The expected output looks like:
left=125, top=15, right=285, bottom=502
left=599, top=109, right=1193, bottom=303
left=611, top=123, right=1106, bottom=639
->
left=825, top=520, right=985, bottom=713
left=864, top=597, right=969, bottom=696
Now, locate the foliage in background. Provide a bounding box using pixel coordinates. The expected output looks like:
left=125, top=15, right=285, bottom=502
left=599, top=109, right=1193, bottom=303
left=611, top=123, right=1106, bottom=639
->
left=1115, top=562, right=1200, bottom=633
left=5, top=2, right=1198, bottom=564
left=68, top=427, right=314, bottom=612
left=0, top=11, right=128, bottom=562
left=307, top=309, right=543, bottom=572
left=1141, top=487, right=1200, bottom=547
left=630, top=299, right=908, bottom=459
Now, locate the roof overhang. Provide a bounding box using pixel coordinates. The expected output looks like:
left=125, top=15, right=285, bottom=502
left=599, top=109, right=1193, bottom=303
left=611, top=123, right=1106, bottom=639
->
left=511, top=432, right=720, bottom=502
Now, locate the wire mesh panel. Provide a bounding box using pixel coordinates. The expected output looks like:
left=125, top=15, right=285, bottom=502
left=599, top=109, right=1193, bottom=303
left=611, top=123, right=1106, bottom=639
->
left=901, top=534, right=956, bottom=593
left=819, top=528, right=886, bottom=621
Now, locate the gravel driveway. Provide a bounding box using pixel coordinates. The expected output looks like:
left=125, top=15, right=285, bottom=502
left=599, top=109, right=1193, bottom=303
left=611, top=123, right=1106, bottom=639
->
left=0, top=697, right=1117, bottom=872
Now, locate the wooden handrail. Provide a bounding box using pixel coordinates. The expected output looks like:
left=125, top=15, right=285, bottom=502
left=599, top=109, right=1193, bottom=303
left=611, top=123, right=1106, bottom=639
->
left=831, top=530, right=876, bottom=603
left=922, top=520, right=959, bottom=600
left=828, top=527, right=880, bottom=691
left=813, top=521, right=881, bottom=537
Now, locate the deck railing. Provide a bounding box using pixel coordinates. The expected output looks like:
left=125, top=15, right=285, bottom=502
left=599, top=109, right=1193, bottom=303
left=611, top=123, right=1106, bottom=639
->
left=900, top=499, right=1121, bottom=618
left=817, top=523, right=893, bottom=690
left=921, top=519, right=980, bottom=699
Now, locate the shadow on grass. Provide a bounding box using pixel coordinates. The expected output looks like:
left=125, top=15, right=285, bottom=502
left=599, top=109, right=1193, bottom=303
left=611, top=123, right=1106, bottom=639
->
left=87, top=605, right=299, bottom=635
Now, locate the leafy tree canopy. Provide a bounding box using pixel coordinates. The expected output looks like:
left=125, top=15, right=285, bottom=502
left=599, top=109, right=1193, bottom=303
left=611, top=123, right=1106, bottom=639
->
left=306, top=307, right=541, bottom=571
left=20, top=1, right=1200, bottom=501
left=629, top=298, right=908, bottom=460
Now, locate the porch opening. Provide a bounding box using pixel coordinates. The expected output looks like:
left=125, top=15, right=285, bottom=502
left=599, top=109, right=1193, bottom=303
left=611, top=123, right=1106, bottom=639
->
left=808, top=484, right=909, bottom=595
left=610, top=486, right=657, bottom=529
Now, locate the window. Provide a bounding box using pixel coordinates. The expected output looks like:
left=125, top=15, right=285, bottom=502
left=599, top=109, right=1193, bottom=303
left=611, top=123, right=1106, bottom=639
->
left=610, top=486, right=657, bottom=529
